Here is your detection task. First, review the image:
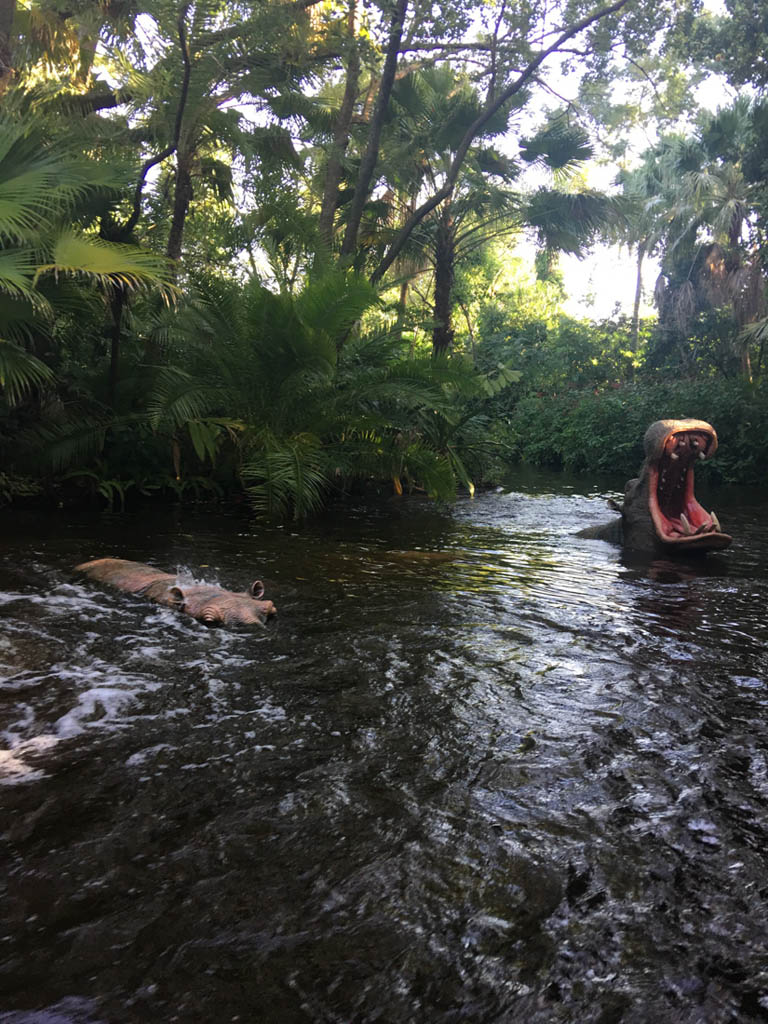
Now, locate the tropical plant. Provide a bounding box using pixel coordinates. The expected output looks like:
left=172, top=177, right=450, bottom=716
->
left=624, top=100, right=768, bottom=379
left=144, top=268, right=519, bottom=516
left=0, top=114, right=172, bottom=406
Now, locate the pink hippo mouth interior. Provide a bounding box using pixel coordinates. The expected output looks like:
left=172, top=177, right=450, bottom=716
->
left=648, top=428, right=731, bottom=550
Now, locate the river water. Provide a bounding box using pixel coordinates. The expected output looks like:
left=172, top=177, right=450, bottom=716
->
left=2, top=472, right=768, bottom=1023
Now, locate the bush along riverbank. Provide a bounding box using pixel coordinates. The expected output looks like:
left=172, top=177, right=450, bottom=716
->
left=501, top=379, right=768, bottom=487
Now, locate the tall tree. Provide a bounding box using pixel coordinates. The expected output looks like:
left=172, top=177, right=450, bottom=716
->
left=340, top=0, right=409, bottom=257
left=370, top=0, right=632, bottom=286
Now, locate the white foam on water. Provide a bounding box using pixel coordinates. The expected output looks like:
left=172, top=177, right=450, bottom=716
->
left=0, top=669, right=55, bottom=691
left=0, top=994, right=106, bottom=1022
left=54, top=680, right=160, bottom=739
left=0, top=587, right=118, bottom=621
left=1, top=700, right=35, bottom=745
left=125, top=742, right=177, bottom=767
left=0, top=644, right=165, bottom=783
left=0, top=734, right=58, bottom=785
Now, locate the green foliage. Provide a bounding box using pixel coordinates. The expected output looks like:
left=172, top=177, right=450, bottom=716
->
left=138, top=269, right=515, bottom=516
left=520, top=115, right=594, bottom=178
left=0, top=341, right=54, bottom=404
left=506, top=378, right=768, bottom=486
left=5, top=0, right=768, bottom=514
left=242, top=433, right=328, bottom=521
left=0, top=472, right=43, bottom=507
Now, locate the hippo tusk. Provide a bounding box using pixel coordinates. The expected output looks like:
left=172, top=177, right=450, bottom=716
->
left=710, top=511, right=721, bottom=532
left=698, top=451, right=706, bottom=460
left=680, top=512, right=693, bottom=536
left=670, top=452, right=679, bottom=461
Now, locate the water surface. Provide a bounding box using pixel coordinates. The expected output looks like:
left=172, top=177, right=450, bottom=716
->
left=2, top=474, right=768, bottom=1023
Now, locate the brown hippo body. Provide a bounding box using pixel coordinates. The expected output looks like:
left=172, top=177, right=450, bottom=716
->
left=76, top=558, right=276, bottom=627
left=578, top=418, right=732, bottom=554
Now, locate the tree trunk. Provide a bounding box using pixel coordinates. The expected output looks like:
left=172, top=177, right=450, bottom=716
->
left=630, top=240, right=646, bottom=352
left=108, top=291, right=125, bottom=408
left=741, top=344, right=753, bottom=383
left=432, top=200, right=455, bottom=356
left=166, top=149, right=194, bottom=263
left=340, top=0, right=408, bottom=258
left=317, top=0, right=360, bottom=252
left=0, top=0, right=14, bottom=95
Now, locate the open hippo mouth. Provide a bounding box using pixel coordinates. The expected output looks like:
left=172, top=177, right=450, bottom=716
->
left=648, top=423, right=732, bottom=550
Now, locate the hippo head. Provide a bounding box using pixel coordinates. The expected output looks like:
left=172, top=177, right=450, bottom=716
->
left=177, top=582, right=277, bottom=627
left=623, top=418, right=732, bottom=553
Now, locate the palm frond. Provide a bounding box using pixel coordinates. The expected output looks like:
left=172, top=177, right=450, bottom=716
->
left=146, top=366, right=227, bottom=429
left=295, top=271, right=379, bottom=342
left=17, top=416, right=108, bottom=473
left=0, top=340, right=54, bottom=404
left=0, top=249, right=45, bottom=305
left=520, top=115, right=594, bottom=173
left=0, top=122, right=117, bottom=241
left=525, top=188, right=622, bottom=255
left=37, top=230, right=175, bottom=296
left=242, top=433, right=328, bottom=520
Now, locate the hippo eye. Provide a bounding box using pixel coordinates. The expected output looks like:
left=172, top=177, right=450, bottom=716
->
left=250, top=580, right=265, bottom=599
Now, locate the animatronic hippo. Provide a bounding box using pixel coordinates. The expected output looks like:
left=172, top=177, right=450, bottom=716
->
left=578, top=418, right=732, bottom=553
left=75, top=558, right=277, bottom=626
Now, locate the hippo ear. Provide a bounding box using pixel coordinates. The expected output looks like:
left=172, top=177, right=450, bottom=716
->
left=250, top=580, right=265, bottom=599
left=168, top=585, right=185, bottom=608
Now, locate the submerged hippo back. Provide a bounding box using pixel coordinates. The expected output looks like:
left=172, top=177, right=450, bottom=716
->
left=76, top=558, right=177, bottom=595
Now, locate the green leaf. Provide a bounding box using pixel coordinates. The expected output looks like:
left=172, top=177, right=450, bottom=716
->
left=187, top=419, right=220, bottom=465
left=37, top=231, right=174, bottom=295
left=0, top=340, right=54, bottom=404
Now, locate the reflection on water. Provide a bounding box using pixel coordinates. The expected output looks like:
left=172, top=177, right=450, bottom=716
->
left=2, top=473, right=768, bottom=1023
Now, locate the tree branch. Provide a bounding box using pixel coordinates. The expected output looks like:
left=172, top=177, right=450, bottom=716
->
left=340, top=0, right=409, bottom=256
left=62, top=90, right=126, bottom=114
left=317, top=0, right=361, bottom=249
left=371, top=0, right=629, bottom=284
left=122, top=3, right=192, bottom=238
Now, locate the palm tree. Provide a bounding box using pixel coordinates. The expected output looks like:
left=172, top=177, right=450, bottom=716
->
left=350, top=65, right=519, bottom=355
left=639, top=101, right=768, bottom=378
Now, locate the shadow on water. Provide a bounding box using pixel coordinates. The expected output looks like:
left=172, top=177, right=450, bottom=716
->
left=2, top=471, right=768, bottom=1023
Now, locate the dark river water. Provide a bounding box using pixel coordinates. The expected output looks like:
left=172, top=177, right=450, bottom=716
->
left=2, top=471, right=768, bottom=1024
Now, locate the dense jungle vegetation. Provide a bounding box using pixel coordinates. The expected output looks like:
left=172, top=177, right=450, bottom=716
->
left=2, top=0, right=768, bottom=516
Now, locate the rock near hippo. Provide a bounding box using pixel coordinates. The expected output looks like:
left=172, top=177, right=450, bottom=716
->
left=76, top=558, right=277, bottom=627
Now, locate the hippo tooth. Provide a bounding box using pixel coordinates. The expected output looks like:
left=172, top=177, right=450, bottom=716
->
left=680, top=512, right=693, bottom=535
left=710, top=511, right=721, bottom=532
left=670, top=452, right=679, bottom=461
left=698, top=451, right=706, bottom=460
